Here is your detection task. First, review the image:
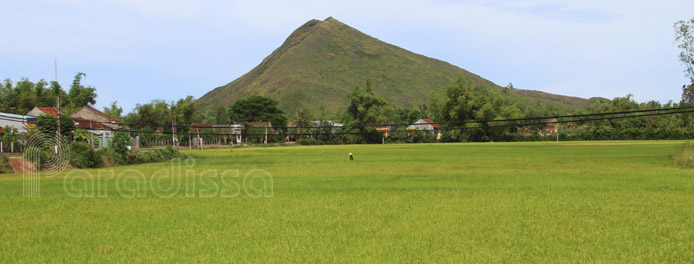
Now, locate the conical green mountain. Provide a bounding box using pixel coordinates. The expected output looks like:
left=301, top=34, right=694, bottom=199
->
left=197, top=17, right=592, bottom=115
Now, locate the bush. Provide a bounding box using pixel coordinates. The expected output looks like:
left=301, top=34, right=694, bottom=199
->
left=674, top=142, right=694, bottom=168
left=112, top=132, right=130, bottom=157
left=96, top=147, right=125, bottom=167
left=0, top=154, right=13, bottom=173
left=298, top=139, right=323, bottom=145
left=69, top=142, right=101, bottom=168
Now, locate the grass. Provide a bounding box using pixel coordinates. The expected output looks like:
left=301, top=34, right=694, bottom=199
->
left=1, top=141, right=693, bottom=262
left=674, top=142, right=694, bottom=168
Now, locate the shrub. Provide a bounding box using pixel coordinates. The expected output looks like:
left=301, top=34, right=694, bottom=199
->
left=674, top=142, right=694, bottom=168
left=112, top=132, right=130, bottom=157
left=96, top=148, right=124, bottom=167
left=0, top=154, right=13, bottom=173
left=69, top=142, right=101, bottom=168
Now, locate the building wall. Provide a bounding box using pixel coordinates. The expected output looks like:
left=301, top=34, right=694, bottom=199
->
left=26, top=108, right=45, bottom=117
left=0, top=118, right=28, bottom=133
left=71, top=107, right=117, bottom=129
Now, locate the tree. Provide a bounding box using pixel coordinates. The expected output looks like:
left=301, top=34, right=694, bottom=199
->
left=675, top=17, right=694, bottom=105
left=214, top=106, right=230, bottom=124
left=67, top=72, right=97, bottom=111
left=103, top=101, right=123, bottom=121
left=294, top=108, right=313, bottom=141
left=36, top=114, right=75, bottom=138
left=347, top=80, right=391, bottom=143
left=111, top=131, right=130, bottom=158
left=230, top=95, right=287, bottom=127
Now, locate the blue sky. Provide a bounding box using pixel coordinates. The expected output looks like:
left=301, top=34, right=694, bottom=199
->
left=1, top=0, right=693, bottom=113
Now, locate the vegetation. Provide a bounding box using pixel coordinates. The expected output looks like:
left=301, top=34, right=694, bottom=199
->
left=673, top=142, right=694, bottom=167
left=229, top=95, right=287, bottom=127
left=1, top=142, right=693, bottom=262
left=0, top=72, right=97, bottom=114
left=196, top=17, right=593, bottom=116
left=0, top=154, right=12, bottom=173
left=68, top=141, right=101, bottom=169
left=36, top=114, right=75, bottom=138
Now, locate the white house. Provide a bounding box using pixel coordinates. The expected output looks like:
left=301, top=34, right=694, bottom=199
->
left=0, top=112, right=38, bottom=133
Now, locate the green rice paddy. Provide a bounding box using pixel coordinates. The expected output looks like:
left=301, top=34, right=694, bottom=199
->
left=1, top=141, right=693, bottom=262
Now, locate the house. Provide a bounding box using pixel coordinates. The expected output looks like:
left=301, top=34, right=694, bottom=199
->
left=71, top=106, right=119, bottom=130
left=0, top=112, right=38, bottom=133
left=544, top=118, right=559, bottom=135
left=26, top=107, right=59, bottom=117
left=0, top=127, right=4, bottom=137
left=191, top=123, right=215, bottom=134
left=369, top=122, right=390, bottom=137
left=407, top=119, right=440, bottom=132
left=214, top=124, right=243, bottom=144
left=407, top=118, right=441, bottom=139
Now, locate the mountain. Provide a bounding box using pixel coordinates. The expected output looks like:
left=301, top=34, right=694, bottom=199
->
left=196, top=17, right=594, bottom=116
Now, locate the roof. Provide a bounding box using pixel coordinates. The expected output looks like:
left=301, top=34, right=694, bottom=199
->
left=192, top=123, right=214, bottom=133
left=75, top=106, right=119, bottom=122
left=546, top=118, right=558, bottom=123
left=0, top=127, right=4, bottom=134
left=73, top=117, right=113, bottom=130
left=37, top=107, right=59, bottom=116
left=419, top=119, right=440, bottom=129
left=0, top=112, right=38, bottom=121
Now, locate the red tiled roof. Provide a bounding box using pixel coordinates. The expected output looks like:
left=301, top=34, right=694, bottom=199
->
left=38, top=107, right=59, bottom=116
left=192, top=123, right=214, bottom=133
left=0, top=127, right=4, bottom=134
left=73, top=117, right=113, bottom=130
left=420, top=119, right=440, bottom=129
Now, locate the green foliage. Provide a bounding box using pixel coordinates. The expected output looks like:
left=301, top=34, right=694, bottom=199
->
left=674, top=142, right=694, bottom=168
left=231, top=95, right=287, bottom=127
left=123, top=96, right=199, bottom=146
left=347, top=80, right=392, bottom=143
left=67, top=72, right=97, bottom=111
left=0, top=154, right=12, bottom=173
left=68, top=142, right=101, bottom=168
left=36, top=114, right=75, bottom=138
left=0, top=78, right=66, bottom=114
left=435, top=77, right=524, bottom=141
left=102, top=101, right=123, bottom=121
left=111, top=132, right=130, bottom=157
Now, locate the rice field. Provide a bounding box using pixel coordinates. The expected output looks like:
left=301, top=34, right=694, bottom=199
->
left=1, top=141, right=693, bottom=262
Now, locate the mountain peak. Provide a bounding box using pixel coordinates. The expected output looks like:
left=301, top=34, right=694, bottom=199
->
left=196, top=18, right=590, bottom=115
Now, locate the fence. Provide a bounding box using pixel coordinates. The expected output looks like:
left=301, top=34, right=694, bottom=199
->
left=0, top=141, right=25, bottom=154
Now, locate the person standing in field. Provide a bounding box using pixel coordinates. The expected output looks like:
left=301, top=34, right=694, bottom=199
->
left=349, top=153, right=353, bottom=161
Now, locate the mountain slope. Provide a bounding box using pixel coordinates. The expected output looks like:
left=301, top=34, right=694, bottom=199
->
left=197, top=17, right=591, bottom=115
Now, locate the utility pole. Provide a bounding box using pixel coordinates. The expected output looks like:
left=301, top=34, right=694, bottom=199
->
left=264, top=123, right=268, bottom=149
left=55, top=58, right=61, bottom=152
left=172, top=108, right=178, bottom=153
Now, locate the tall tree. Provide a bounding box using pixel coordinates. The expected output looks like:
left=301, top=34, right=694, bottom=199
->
left=214, top=106, right=230, bottom=124
left=675, top=17, right=694, bottom=105
left=294, top=108, right=313, bottom=141
left=347, top=80, right=391, bottom=142
left=230, top=95, right=287, bottom=127
left=67, top=72, right=97, bottom=111
left=103, top=101, right=123, bottom=120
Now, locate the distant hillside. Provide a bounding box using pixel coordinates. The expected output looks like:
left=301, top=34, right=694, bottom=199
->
left=197, top=17, right=591, bottom=115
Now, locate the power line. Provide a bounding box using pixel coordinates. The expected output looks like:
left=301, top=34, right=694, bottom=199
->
left=74, top=106, right=694, bottom=130
left=113, top=109, right=694, bottom=136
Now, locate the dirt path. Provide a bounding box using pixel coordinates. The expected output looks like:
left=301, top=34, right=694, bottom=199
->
left=8, top=157, right=36, bottom=174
